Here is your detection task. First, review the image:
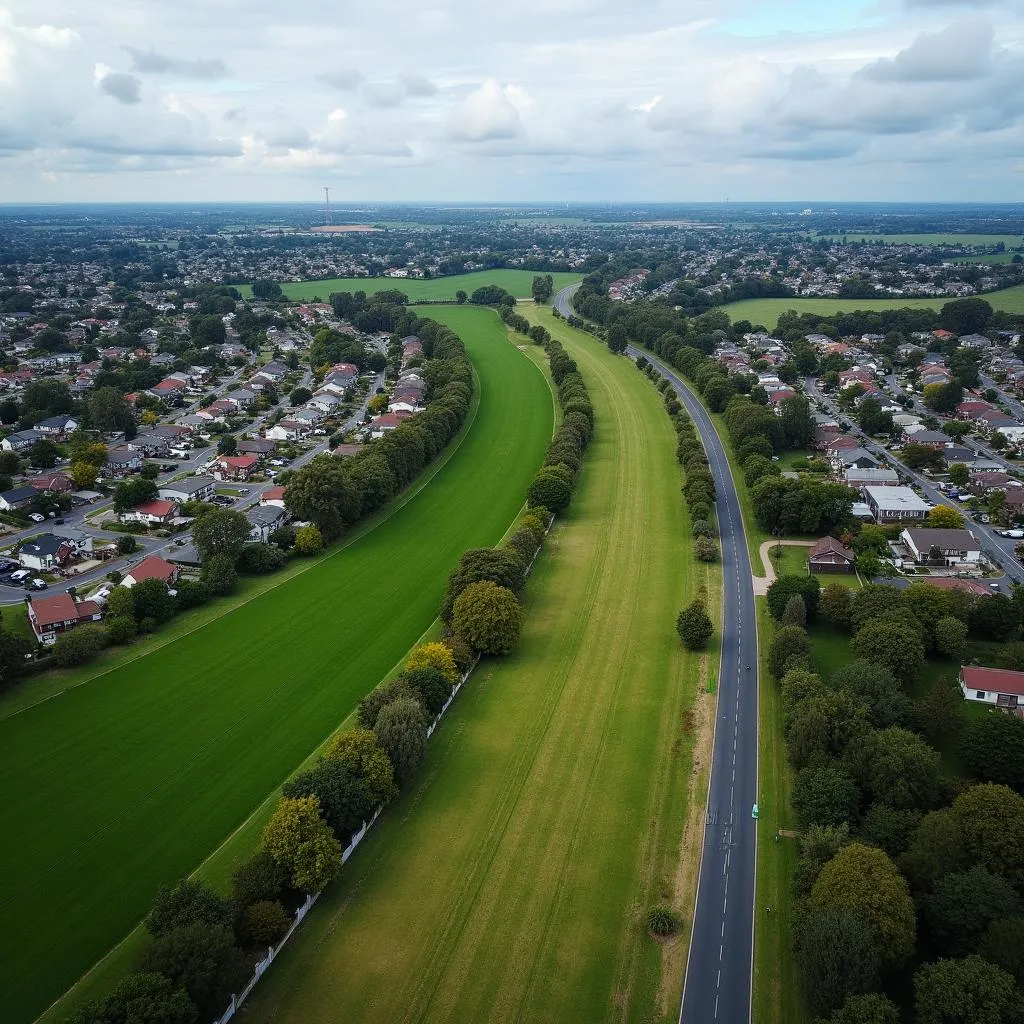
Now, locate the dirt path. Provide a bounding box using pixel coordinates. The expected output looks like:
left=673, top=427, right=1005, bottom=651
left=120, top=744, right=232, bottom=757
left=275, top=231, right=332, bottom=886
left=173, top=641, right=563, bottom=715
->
left=752, top=540, right=815, bottom=596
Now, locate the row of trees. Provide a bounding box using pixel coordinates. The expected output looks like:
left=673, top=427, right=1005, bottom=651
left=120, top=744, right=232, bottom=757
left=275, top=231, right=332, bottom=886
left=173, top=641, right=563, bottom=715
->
left=285, top=309, right=474, bottom=540
left=765, top=574, right=1024, bottom=1021
left=71, top=639, right=460, bottom=1024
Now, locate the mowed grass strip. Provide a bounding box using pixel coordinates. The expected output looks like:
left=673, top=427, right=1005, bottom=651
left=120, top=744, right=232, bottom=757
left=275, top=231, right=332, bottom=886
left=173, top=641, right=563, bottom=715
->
left=238, top=270, right=582, bottom=302
left=723, top=282, right=1024, bottom=330
left=0, top=306, right=552, bottom=1024
left=245, top=312, right=709, bottom=1024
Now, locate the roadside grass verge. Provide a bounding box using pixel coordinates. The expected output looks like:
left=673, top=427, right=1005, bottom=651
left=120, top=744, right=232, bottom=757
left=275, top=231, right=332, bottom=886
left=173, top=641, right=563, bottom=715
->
left=238, top=270, right=582, bottom=302
left=243, top=309, right=716, bottom=1023
left=5, top=306, right=552, bottom=1024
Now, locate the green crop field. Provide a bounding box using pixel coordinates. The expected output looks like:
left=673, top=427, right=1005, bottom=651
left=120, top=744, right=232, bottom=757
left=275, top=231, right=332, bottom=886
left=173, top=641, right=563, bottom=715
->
left=238, top=269, right=581, bottom=302
left=815, top=233, right=1024, bottom=247
left=722, top=283, right=1024, bottom=330
left=0, top=306, right=553, bottom=1024
left=245, top=310, right=714, bottom=1024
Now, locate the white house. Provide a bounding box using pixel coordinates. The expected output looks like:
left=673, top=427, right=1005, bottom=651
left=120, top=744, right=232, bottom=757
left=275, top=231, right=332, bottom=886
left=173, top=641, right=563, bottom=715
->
left=960, top=666, right=1024, bottom=710
left=900, top=527, right=982, bottom=566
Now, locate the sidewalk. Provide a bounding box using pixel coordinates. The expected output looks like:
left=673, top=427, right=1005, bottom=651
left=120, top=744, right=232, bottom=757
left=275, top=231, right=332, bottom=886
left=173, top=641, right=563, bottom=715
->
left=752, top=539, right=815, bottom=596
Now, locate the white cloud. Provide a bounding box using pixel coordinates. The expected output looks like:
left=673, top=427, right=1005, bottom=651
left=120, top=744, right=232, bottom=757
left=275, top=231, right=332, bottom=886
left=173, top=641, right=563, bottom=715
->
left=448, top=79, right=524, bottom=142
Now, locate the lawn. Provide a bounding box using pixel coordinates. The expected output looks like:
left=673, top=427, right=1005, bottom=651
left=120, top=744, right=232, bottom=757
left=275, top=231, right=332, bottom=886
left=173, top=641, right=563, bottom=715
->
left=0, top=306, right=554, bottom=1024
left=722, top=283, right=1024, bottom=330
left=245, top=309, right=715, bottom=1024
left=238, top=269, right=581, bottom=302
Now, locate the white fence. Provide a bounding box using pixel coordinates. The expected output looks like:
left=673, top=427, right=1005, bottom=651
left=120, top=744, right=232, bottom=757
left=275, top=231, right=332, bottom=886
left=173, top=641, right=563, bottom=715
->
left=211, top=512, right=554, bottom=1024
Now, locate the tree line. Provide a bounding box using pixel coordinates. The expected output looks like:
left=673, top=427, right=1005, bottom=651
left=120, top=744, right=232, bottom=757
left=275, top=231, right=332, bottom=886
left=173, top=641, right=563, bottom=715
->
left=765, top=574, right=1024, bottom=1023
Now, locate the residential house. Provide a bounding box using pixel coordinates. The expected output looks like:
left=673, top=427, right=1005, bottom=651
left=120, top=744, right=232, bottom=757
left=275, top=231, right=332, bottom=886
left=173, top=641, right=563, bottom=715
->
left=224, top=388, right=256, bottom=409
left=1, top=428, right=44, bottom=452
left=246, top=503, right=287, bottom=542
left=148, top=378, right=188, bottom=401
left=808, top=536, right=856, bottom=574
left=121, top=555, right=179, bottom=588
left=120, top=499, right=179, bottom=526
left=34, top=414, right=79, bottom=438
left=333, top=444, right=363, bottom=458
left=158, top=476, right=216, bottom=503
left=830, top=447, right=880, bottom=472
left=265, top=420, right=310, bottom=442
left=50, top=525, right=93, bottom=553
left=19, top=534, right=74, bottom=570
left=959, top=666, right=1024, bottom=710
left=369, top=413, right=404, bottom=438
left=27, top=593, right=102, bottom=645
left=30, top=471, right=73, bottom=494
left=126, top=433, right=171, bottom=457
left=844, top=467, right=899, bottom=487
left=925, top=578, right=993, bottom=598
left=237, top=438, right=276, bottom=460
left=104, top=448, right=143, bottom=478
left=958, top=333, right=992, bottom=349
left=900, top=527, right=981, bottom=566
left=0, top=484, right=39, bottom=510
left=212, top=455, right=258, bottom=481
left=308, top=391, right=342, bottom=415
left=260, top=486, right=286, bottom=508
left=863, top=485, right=931, bottom=523
left=904, top=429, right=951, bottom=448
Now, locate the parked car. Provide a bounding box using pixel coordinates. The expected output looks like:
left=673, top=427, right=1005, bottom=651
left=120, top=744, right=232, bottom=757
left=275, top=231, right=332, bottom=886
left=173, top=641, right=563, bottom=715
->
left=30, top=579, right=46, bottom=590
left=28, top=513, right=45, bottom=523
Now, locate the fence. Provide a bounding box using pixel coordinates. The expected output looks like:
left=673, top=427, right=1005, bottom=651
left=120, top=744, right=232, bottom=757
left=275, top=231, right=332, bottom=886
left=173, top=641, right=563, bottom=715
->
left=211, top=510, right=556, bottom=1023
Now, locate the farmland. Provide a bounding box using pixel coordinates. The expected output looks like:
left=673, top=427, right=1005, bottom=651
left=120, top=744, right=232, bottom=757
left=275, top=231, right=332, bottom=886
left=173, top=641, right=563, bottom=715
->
left=245, top=310, right=714, bottom=1024
left=722, top=282, right=1024, bottom=330
left=238, top=269, right=581, bottom=302
left=0, top=306, right=553, bottom=1024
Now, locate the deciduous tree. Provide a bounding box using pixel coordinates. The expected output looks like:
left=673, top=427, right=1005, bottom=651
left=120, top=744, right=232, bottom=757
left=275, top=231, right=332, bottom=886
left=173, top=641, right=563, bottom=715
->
left=452, top=581, right=523, bottom=655
left=914, top=955, right=1020, bottom=1024
left=261, top=795, right=341, bottom=893
left=373, top=696, right=428, bottom=786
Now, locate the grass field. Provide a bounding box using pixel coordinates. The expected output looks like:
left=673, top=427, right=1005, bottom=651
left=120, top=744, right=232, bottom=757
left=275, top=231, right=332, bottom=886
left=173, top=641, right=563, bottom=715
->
left=816, top=233, right=1024, bottom=248
left=238, top=270, right=581, bottom=302
left=244, top=309, right=715, bottom=1024
left=723, top=283, right=1024, bottom=330
left=0, top=307, right=553, bottom=1024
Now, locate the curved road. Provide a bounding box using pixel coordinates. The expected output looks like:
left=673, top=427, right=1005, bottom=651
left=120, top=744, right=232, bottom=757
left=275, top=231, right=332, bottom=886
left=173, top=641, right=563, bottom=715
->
left=555, top=286, right=757, bottom=1023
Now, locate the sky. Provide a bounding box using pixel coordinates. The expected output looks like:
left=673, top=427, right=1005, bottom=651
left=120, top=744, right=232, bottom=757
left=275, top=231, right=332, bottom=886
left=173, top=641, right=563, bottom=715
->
left=1, top=0, right=1023, bottom=203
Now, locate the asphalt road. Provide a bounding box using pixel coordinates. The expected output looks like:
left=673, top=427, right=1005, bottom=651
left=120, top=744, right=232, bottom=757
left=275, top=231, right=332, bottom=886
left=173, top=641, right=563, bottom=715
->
left=553, top=286, right=757, bottom=1023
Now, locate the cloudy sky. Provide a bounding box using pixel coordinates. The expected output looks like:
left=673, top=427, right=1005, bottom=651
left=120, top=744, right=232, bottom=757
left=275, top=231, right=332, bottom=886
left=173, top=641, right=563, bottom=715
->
left=1, top=0, right=1022, bottom=202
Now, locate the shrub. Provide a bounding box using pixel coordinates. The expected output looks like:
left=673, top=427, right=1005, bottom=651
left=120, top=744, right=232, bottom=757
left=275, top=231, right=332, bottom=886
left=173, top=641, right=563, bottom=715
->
left=526, top=469, right=572, bottom=513
left=67, top=972, right=197, bottom=1024
left=175, top=580, right=211, bottom=609
left=506, top=527, right=539, bottom=562
left=231, top=850, right=288, bottom=910
left=50, top=625, right=108, bottom=667
left=405, top=642, right=459, bottom=685
left=105, top=614, right=138, bottom=645
left=677, top=599, right=713, bottom=651
left=691, top=518, right=714, bottom=538
left=647, top=905, right=682, bottom=937
left=374, top=697, right=429, bottom=786
left=201, top=553, right=238, bottom=596
left=452, top=581, right=523, bottom=655
left=358, top=677, right=418, bottom=730
left=146, top=879, right=233, bottom=937
left=516, top=513, right=547, bottom=545
left=237, top=543, right=288, bottom=574
left=293, top=524, right=324, bottom=556
left=239, top=900, right=290, bottom=947
left=401, top=666, right=452, bottom=717
left=694, top=536, right=718, bottom=562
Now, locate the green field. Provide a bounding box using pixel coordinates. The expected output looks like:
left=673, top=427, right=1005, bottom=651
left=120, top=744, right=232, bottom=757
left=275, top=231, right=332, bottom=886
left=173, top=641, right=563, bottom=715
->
left=816, top=233, right=1024, bottom=248
left=245, top=309, right=714, bottom=1024
left=0, top=306, right=553, bottom=1024
left=238, top=269, right=581, bottom=302
left=723, top=283, right=1024, bottom=330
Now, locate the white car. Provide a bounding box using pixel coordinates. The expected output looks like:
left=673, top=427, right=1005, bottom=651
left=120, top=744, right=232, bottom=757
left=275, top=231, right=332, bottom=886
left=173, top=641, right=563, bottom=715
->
left=28, top=513, right=45, bottom=523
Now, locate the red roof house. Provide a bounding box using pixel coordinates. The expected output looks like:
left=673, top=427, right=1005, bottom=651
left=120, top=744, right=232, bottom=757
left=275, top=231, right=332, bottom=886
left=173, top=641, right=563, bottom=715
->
left=28, top=594, right=102, bottom=645
left=213, top=455, right=258, bottom=481
left=122, top=555, right=179, bottom=588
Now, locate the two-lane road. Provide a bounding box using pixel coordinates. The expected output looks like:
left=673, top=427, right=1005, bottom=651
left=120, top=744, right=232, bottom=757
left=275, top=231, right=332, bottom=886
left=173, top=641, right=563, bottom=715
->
left=553, top=286, right=758, bottom=1023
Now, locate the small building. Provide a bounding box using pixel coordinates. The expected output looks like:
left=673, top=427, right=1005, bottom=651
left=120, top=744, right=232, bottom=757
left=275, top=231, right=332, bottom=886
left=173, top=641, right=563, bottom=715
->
left=260, top=486, right=286, bottom=508
left=237, top=438, right=276, bottom=460
left=19, top=534, right=75, bottom=570
left=0, top=484, right=40, bottom=511
left=900, top=527, right=982, bottom=567
left=104, top=448, right=143, bottom=478
left=844, top=467, right=899, bottom=488
left=28, top=593, right=102, bottom=645
left=808, top=536, right=856, bottom=574
left=863, top=485, right=930, bottom=523
left=30, top=471, right=74, bottom=494
left=50, top=525, right=93, bottom=554
left=213, top=455, right=258, bottom=481
left=120, top=499, right=179, bottom=526
left=960, top=666, right=1024, bottom=710
left=1, top=428, right=44, bottom=453
left=122, top=555, right=179, bottom=588
left=246, top=504, right=288, bottom=542
left=158, top=476, right=216, bottom=504
left=34, top=414, right=79, bottom=438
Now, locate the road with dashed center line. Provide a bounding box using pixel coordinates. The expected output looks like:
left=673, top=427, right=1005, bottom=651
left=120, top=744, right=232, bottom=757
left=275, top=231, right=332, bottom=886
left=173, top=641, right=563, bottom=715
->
left=554, top=285, right=758, bottom=1024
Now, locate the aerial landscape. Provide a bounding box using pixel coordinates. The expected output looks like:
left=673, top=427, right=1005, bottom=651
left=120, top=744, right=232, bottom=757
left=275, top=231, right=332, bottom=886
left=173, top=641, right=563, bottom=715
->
left=4, top=2, right=1024, bottom=1024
